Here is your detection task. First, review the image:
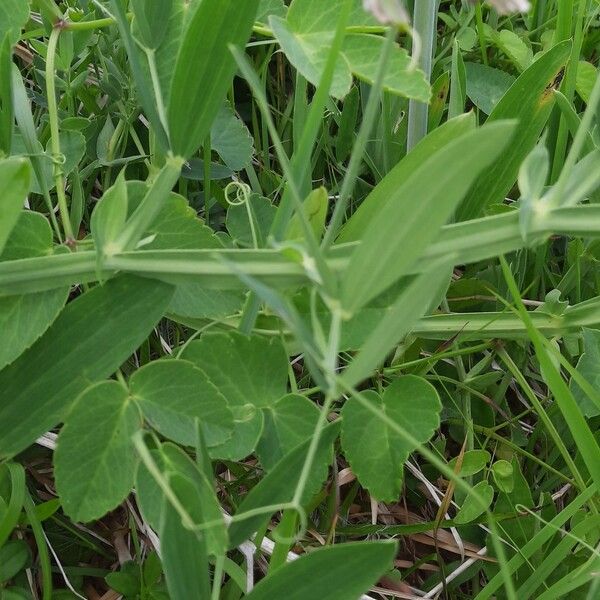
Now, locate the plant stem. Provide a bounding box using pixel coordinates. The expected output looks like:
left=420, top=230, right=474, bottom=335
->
left=407, top=0, right=438, bottom=151
left=46, top=26, right=75, bottom=243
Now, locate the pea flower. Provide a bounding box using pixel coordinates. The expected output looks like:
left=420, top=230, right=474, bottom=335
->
left=477, top=0, right=531, bottom=13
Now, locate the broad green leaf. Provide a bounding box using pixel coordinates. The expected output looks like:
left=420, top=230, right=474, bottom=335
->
left=455, top=481, right=494, bottom=524
left=0, top=540, right=29, bottom=583
left=257, top=0, right=287, bottom=22
left=227, top=193, right=276, bottom=248
left=161, top=474, right=211, bottom=600
left=256, top=394, right=320, bottom=470
left=492, top=459, right=514, bottom=493
left=168, top=286, right=245, bottom=321
left=270, top=9, right=429, bottom=100
left=91, top=171, right=128, bottom=261
left=12, top=130, right=86, bottom=195
left=337, top=113, right=476, bottom=244
left=341, top=121, right=516, bottom=312
left=576, top=60, right=598, bottom=104
left=245, top=541, right=397, bottom=600
left=181, top=332, right=289, bottom=409
left=0, top=276, right=174, bottom=458
left=341, top=377, right=441, bottom=502
left=0, top=212, right=68, bottom=370
left=130, top=359, right=233, bottom=447
left=457, top=41, right=571, bottom=221
left=228, top=421, right=339, bottom=548
left=465, top=62, right=515, bottom=115
left=181, top=332, right=288, bottom=460
left=54, top=381, right=141, bottom=522
left=484, top=26, right=533, bottom=72
left=167, top=0, right=259, bottom=158
left=136, top=442, right=228, bottom=556
left=285, top=187, right=329, bottom=241
left=211, top=101, right=254, bottom=171
left=448, top=449, right=491, bottom=477
left=131, top=0, right=173, bottom=49
left=0, top=157, right=30, bottom=255
left=0, top=463, right=25, bottom=548
left=0, top=0, right=29, bottom=46
left=570, top=328, right=600, bottom=417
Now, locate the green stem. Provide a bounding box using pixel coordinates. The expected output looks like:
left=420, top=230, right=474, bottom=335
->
left=407, top=0, right=438, bottom=150
left=24, top=492, right=53, bottom=600
left=204, top=133, right=212, bottom=226
left=46, top=26, right=75, bottom=243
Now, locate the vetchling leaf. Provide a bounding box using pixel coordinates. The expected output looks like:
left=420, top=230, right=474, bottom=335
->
left=455, top=481, right=494, bottom=524
left=570, top=328, right=600, bottom=418
left=256, top=393, right=320, bottom=470
left=341, top=121, right=516, bottom=313
left=55, top=381, right=142, bottom=522
left=130, top=0, right=173, bottom=50
left=457, top=41, right=571, bottom=221
left=0, top=157, right=30, bottom=255
left=181, top=332, right=289, bottom=460
left=465, top=62, right=515, bottom=115
left=228, top=421, right=340, bottom=548
left=448, top=449, right=491, bottom=477
left=0, top=212, right=68, bottom=370
left=270, top=0, right=429, bottom=100
left=341, top=376, right=441, bottom=502
left=245, top=541, right=398, bottom=600
left=167, top=0, right=259, bottom=158
left=211, top=101, right=254, bottom=171
left=130, top=359, right=234, bottom=447
left=0, top=276, right=174, bottom=459
left=136, top=442, right=228, bottom=556
left=161, top=474, right=211, bottom=600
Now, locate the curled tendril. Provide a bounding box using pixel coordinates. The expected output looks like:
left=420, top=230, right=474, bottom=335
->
left=224, top=181, right=252, bottom=207
left=50, top=152, right=67, bottom=166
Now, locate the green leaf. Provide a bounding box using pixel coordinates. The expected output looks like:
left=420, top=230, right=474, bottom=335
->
left=492, top=459, right=514, bottom=493
left=245, top=541, right=397, bottom=600
left=167, top=0, right=259, bottom=158
left=341, top=376, right=441, bottom=502
left=211, top=101, right=254, bottom=171
left=455, top=481, right=494, bottom=524
left=465, top=62, right=515, bottom=115
left=131, top=0, right=173, bottom=49
left=160, top=474, right=211, bottom=600
left=569, top=328, right=600, bottom=417
left=448, top=449, right=491, bottom=477
left=257, top=0, right=287, bottom=22
left=0, top=35, right=13, bottom=155
left=341, top=121, right=516, bottom=312
left=91, top=171, right=128, bottom=262
left=285, top=187, right=329, bottom=242
left=0, top=158, right=30, bottom=255
left=228, top=421, right=339, bottom=548
left=0, top=276, right=174, bottom=459
left=270, top=7, right=429, bottom=100
left=130, top=359, right=234, bottom=447
left=181, top=332, right=288, bottom=460
left=457, top=41, right=571, bottom=221
left=256, top=394, right=320, bottom=470
left=55, top=381, right=141, bottom=522
left=337, top=113, right=476, bottom=243
left=0, top=540, right=29, bottom=583
left=484, top=26, right=533, bottom=72
left=136, top=442, right=228, bottom=556
left=0, top=0, right=29, bottom=46
left=0, top=212, right=68, bottom=370
left=576, top=60, right=598, bottom=104
left=227, top=193, right=276, bottom=248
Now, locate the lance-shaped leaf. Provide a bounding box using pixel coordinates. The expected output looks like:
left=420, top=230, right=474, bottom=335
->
left=55, top=381, right=142, bottom=522
left=341, top=376, right=441, bottom=502
left=0, top=157, right=30, bottom=255
left=167, top=0, right=259, bottom=158
left=457, top=41, right=571, bottom=221
left=0, top=276, right=174, bottom=458
left=245, top=541, right=397, bottom=600
left=341, top=120, right=516, bottom=313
